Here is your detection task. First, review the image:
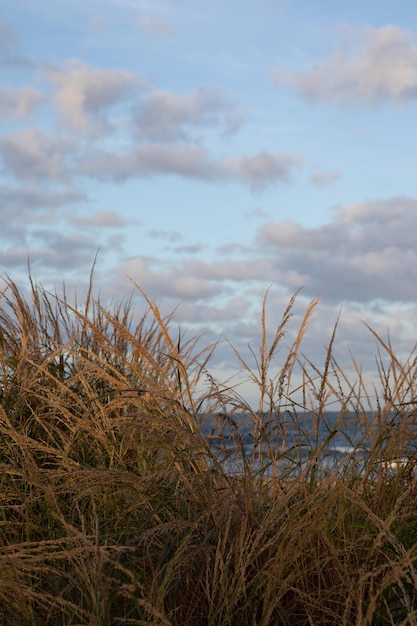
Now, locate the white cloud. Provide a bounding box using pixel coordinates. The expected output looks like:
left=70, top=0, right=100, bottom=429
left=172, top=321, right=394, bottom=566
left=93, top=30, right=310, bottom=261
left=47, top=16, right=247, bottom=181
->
left=273, top=25, right=417, bottom=105
left=45, top=59, right=137, bottom=135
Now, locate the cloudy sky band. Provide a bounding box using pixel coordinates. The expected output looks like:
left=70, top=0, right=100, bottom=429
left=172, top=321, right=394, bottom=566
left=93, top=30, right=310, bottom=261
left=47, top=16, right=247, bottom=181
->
left=1, top=1, right=417, bottom=404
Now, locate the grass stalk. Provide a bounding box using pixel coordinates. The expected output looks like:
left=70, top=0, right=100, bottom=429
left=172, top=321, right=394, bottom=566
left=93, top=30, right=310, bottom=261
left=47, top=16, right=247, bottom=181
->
left=0, top=272, right=417, bottom=624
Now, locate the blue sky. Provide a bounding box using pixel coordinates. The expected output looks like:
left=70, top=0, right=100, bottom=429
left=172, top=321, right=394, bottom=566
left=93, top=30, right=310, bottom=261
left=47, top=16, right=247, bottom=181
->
left=2, top=0, right=417, bottom=406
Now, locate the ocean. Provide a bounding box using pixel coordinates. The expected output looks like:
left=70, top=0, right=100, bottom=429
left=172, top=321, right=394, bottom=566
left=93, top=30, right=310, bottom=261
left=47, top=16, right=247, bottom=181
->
left=199, top=410, right=417, bottom=477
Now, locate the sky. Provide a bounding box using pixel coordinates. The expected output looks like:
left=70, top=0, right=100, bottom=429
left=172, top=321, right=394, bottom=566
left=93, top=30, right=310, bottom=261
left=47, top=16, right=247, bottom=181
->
left=1, top=0, right=417, bottom=408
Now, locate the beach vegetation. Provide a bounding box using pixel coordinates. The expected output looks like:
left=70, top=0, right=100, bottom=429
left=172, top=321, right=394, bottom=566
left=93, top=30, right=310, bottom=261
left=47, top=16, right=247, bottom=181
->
left=0, top=272, right=417, bottom=625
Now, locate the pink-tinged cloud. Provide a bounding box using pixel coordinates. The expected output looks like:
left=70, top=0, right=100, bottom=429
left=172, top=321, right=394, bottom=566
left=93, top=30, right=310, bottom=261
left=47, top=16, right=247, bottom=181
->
left=0, top=19, right=31, bottom=67
left=68, top=210, right=128, bottom=228
left=310, top=170, right=341, bottom=186
left=0, top=129, right=74, bottom=184
left=273, top=25, right=417, bottom=106
left=133, top=87, right=245, bottom=141
left=76, top=144, right=215, bottom=181
left=121, top=257, right=220, bottom=301
left=0, top=87, right=44, bottom=121
left=257, top=197, right=417, bottom=302
left=139, top=15, right=175, bottom=36
left=45, top=59, right=137, bottom=135
left=220, top=151, right=302, bottom=190
left=76, top=145, right=302, bottom=189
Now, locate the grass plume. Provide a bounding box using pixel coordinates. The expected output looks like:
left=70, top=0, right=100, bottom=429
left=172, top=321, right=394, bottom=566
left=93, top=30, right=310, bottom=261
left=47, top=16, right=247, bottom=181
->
left=0, top=272, right=417, bottom=624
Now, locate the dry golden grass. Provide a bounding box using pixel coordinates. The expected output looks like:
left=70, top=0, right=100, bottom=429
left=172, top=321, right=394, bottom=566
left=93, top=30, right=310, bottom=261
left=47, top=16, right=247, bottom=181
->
left=0, top=271, right=417, bottom=625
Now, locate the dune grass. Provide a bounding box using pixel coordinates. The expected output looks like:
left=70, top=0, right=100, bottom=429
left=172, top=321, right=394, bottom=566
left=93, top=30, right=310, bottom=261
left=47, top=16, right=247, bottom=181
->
left=0, top=272, right=417, bottom=625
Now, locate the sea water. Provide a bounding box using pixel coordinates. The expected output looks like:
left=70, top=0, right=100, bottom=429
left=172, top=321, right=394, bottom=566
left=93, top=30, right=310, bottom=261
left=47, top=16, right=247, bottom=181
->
left=200, top=410, right=417, bottom=477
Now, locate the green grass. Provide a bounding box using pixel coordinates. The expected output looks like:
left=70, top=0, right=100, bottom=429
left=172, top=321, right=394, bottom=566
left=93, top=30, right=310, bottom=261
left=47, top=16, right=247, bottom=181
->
left=0, top=271, right=417, bottom=625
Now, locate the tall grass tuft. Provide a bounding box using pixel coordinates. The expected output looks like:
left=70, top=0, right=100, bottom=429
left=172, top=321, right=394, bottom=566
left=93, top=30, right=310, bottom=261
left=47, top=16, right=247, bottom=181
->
left=0, top=272, right=417, bottom=624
